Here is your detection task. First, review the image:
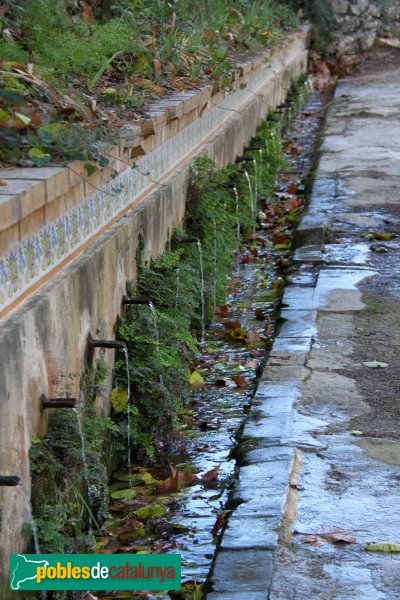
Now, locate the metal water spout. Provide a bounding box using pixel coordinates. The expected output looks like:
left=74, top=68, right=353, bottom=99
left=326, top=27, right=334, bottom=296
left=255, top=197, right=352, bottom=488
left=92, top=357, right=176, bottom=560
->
left=122, top=296, right=151, bottom=306
left=0, top=475, right=20, bottom=486
left=89, top=339, right=127, bottom=350
left=40, top=394, right=76, bottom=409
left=172, top=236, right=200, bottom=245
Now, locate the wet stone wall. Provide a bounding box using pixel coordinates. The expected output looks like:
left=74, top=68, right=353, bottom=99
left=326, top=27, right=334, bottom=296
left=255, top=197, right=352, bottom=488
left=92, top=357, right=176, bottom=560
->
left=328, top=0, right=400, bottom=55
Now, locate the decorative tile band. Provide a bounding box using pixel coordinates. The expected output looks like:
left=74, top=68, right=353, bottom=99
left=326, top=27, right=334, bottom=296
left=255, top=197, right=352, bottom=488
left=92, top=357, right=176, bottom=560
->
left=0, top=38, right=306, bottom=312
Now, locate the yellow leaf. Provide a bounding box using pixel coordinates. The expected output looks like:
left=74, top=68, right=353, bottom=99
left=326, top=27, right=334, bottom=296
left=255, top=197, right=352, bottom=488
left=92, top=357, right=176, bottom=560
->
left=110, top=387, right=128, bottom=413
left=15, top=112, right=31, bottom=126
left=367, top=542, right=400, bottom=552
left=190, top=371, right=204, bottom=385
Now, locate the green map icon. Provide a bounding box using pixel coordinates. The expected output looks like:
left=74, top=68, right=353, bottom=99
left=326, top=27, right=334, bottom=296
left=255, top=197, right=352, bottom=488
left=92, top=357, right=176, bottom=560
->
left=10, top=554, right=49, bottom=590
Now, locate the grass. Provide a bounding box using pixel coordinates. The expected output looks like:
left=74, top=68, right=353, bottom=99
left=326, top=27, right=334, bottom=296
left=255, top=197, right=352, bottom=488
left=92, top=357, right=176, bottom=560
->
left=0, top=1, right=299, bottom=166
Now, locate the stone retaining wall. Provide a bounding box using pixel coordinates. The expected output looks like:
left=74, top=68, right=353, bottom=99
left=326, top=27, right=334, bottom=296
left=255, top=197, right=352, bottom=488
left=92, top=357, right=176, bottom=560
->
left=328, top=0, right=400, bottom=55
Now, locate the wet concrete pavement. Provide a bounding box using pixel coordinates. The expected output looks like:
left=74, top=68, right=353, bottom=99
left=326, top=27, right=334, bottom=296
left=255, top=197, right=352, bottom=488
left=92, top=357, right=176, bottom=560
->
left=206, top=48, right=400, bottom=599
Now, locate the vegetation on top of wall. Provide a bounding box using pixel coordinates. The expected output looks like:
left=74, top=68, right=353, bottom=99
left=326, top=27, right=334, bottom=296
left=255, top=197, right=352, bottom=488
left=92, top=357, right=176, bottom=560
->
left=0, top=0, right=299, bottom=166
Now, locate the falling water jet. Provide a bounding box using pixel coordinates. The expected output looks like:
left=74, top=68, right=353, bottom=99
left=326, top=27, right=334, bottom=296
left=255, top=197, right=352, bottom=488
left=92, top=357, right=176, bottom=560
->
left=17, top=485, right=41, bottom=555
left=72, top=399, right=94, bottom=535
left=174, top=267, right=180, bottom=308
left=253, top=158, right=258, bottom=203
left=197, top=240, right=206, bottom=343
left=212, top=220, right=217, bottom=318
left=89, top=339, right=131, bottom=476
left=233, top=186, right=241, bottom=276
left=243, top=166, right=255, bottom=234
left=123, top=297, right=160, bottom=356
left=172, top=237, right=205, bottom=343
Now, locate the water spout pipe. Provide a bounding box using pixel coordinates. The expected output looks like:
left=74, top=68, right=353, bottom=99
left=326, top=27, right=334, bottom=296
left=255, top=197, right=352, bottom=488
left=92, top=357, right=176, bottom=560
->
left=173, top=237, right=200, bottom=244
left=89, top=339, right=127, bottom=350
left=0, top=476, right=20, bottom=486
left=40, top=395, right=76, bottom=409
left=122, top=296, right=152, bottom=306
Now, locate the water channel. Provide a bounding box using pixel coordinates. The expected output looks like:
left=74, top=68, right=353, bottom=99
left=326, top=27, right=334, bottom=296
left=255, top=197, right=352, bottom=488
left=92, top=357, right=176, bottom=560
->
left=91, top=89, right=325, bottom=600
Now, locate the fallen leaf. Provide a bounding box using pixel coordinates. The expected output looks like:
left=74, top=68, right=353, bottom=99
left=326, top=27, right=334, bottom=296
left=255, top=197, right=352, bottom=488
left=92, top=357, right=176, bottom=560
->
left=321, top=530, right=357, bottom=544
left=212, top=509, right=230, bottom=535
left=363, top=360, right=388, bottom=369
left=223, top=319, right=242, bottom=331
left=190, top=370, right=205, bottom=386
left=300, top=529, right=357, bottom=545
left=0, top=179, right=7, bottom=186
left=110, top=488, right=137, bottom=500
left=366, top=542, right=400, bottom=552
left=232, top=375, right=248, bottom=388
left=245, top=330, right=260, bottom=344
left=135, top=503, right=166, bottom=519
left=215, top=305, right=229, bottom=316
left=169, top=464, right=199, bottom=486
left=200, top=464, right=221, bottom=483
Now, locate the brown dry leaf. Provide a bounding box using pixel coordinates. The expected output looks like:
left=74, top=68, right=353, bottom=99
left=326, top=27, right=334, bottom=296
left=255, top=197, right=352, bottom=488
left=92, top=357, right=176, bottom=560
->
left=320, top=530, right=357, bottom=544
left=141, top=80, right=164, bottom=96
left=241, top=253, right=256, bottom=264
left=152, top=58, right=162, bottom=75
left=153, top=540, right=177, bottom=554
left=169, top=464, right=199, bottom=486
left=212, top=509, right=230, bottom=535
left=0, top=179, right=7, bottom=186
left=223, top=319, right=242, bottom=331
left=245, top=330, right=260, bottom=344
left=300, top=534, right=323, bottom=546
left=201, top=463, right=221, bottom=483
left=287, top=182, right=298, bottom=195
left=215, top=305, right=229, bottom=317
left=81, top=0, right=95, bottom=23
left=232, top=375, right=248, bottom=389
left=300, top=529, right=357, bottom=546
left=156, top=472, right=180, bottom=493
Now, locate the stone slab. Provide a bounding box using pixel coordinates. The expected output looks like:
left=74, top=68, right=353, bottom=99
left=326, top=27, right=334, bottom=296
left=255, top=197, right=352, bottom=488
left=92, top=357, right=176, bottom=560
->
left=220, top=516, right=279, bottom=550
left=209, top=549, right=273, bottom=593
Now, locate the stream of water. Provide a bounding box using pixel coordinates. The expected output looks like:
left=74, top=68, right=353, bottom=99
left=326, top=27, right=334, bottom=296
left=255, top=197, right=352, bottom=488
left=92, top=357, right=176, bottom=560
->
left=233, top=185, right=240, bottom=276
left=147, top=301, right=160, bottom=357
left=243, top=167, right=255, bottom=225
left=197, top=240, right=206, bottom=343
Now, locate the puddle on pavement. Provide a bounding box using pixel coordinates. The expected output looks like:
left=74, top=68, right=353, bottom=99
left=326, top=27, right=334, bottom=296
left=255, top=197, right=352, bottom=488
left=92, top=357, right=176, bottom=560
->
left=355, top=437, right=400, bottom=466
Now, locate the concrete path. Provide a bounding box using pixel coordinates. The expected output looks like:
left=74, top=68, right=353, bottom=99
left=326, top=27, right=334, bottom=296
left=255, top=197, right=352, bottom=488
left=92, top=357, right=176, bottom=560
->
left=206, top=47, right=400, bottom=599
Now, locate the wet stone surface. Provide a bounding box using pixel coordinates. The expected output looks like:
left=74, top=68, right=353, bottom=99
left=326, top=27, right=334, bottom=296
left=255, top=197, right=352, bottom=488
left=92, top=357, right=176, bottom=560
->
left=209, top=46, right=400, bottom=600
